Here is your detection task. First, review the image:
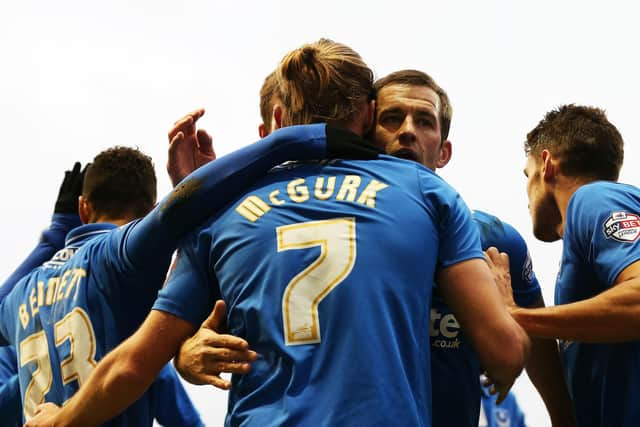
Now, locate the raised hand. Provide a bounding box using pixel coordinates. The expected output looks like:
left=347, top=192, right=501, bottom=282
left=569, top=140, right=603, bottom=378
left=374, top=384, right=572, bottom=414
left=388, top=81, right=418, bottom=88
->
left=167, top=108, right=216, bottom=187
left=54, top=161, right=84, bottom=214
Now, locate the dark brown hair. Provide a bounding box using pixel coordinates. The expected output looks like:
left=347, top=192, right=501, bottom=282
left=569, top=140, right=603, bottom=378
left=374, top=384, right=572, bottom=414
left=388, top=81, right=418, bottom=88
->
left=526, top=104, right=624, bottom=181
left=83, top=146, right=157, bottom=219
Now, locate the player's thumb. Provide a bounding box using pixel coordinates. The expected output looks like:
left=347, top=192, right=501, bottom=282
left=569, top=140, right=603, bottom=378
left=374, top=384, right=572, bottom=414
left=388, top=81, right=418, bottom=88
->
left=202, top=299, right=227, bottom=332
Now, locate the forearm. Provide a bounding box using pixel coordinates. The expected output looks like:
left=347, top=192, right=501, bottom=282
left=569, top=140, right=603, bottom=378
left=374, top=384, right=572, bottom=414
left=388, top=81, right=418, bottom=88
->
left=512, top=280, right=640, bottom=342
left=51, top=311, right=196, bottom=426
left=126, top=125, right=327, bottom=265
left=157, top=124, right=327, bottom=234
left=478, top=316, right=531, bottom=386
left=53, top=345, right=157, bottom=427
left=439, top=259, right=530, bottom=385
left=526, top=337, right=576, bottom=426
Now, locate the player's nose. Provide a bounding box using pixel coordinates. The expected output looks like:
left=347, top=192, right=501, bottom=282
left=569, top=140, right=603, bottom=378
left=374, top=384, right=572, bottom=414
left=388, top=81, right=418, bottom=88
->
left=398, top=117, right=417, bottom=145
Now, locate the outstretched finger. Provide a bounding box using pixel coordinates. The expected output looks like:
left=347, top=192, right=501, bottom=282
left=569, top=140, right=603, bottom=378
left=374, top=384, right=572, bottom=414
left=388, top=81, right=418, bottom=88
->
left=197, top=128, right=216, bottom=159
left=169, top=109, right=205, bottom=140
left=208, top=360, right=253, bottom=375
left=168, top=116, right=195, bottom=142
left=495, top=388, right=509, bottom=405
left=205, top=374, right=232, bottom=390
left=173, top=108, right=205, bottom=126
left=483, top=246, right=500, bottom=265
left=70, top=161, right=82, bottom=176
left=207, top=345, right=258, bottom=362
left=202, top=300, right=227, bottom=332
left=168, top=132, right=189, bottom=160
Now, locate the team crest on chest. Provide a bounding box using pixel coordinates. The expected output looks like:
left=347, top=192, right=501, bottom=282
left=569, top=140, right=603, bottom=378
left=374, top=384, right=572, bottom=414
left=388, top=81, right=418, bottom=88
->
left=603, top=211, right=640, bottom=243
left=495, top=408, right=511, bottom=427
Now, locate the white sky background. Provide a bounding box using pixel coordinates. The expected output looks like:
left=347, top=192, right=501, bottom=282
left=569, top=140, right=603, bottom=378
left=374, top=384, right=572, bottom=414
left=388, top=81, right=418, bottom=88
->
left=1, top=1, right=639, bottom=425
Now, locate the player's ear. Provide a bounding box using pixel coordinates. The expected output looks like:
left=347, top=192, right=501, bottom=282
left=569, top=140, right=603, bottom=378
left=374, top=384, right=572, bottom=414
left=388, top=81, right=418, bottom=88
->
left=258, top=123, right=268, bottom=138
left=436, top=140, right=452, bottom=169
left=78, top=196, right=92, bottom=224
left=362, top=99, right=375, bottom=135
left=541, top=149, right=555, bottom=181
left=272, top=105, right=283, bottom=130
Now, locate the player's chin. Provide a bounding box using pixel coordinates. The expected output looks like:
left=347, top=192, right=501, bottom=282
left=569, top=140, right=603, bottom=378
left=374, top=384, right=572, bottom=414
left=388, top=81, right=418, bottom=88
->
left=391, top=149, right=418, bottom=162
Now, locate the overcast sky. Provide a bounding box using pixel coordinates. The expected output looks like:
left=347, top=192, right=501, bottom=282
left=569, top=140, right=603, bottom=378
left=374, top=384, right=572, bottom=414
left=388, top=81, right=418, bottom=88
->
left=1, top=1, right=639, bottom=425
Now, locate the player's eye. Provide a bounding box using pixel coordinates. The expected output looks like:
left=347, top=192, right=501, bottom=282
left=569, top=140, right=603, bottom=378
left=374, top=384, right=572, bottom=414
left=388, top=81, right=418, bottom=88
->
left=414, top=115, right=435, bottom=128
left=380, top=113, right=402, bottom=125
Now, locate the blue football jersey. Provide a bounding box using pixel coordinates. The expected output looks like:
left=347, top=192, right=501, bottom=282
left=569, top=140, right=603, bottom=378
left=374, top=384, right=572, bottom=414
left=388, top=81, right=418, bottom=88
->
left=430, top=210, right=541, bottom=427
left=155, top=155, right=483, bottom=427
left=0, top=223, right=172, bottom=424
left=0, top=214, right=79, bottom=427
left=0, top=124, right=360, bottom=425
left=0, top=214, right=205, bottom=426
left=556, top=181, right=640, bottom=427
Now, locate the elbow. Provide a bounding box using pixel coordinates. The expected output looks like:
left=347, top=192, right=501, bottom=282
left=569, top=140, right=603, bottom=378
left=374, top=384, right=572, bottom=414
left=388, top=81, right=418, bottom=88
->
left=101, top=353, right=156, bottom=395
left=505, top=325, right=531, bottom=376
left=479, top=321, right=531, bottom=383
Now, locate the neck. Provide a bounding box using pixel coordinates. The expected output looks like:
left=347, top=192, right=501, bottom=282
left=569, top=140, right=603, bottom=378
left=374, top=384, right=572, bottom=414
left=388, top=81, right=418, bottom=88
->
left=87, top=215, right=135, bottom=227
left=553, top=175, right=593, bottom=237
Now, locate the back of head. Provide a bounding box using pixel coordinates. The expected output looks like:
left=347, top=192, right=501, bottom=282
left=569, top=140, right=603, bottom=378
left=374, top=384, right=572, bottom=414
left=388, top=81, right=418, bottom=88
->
left=275, top=38, right=374, bottom=130
left=83, top=146, right=157, bottom=220
left=525, top=104, right=624, bottom=181
left=374, top=69, right=453, bottom=141
left=259, top=71, right=278, bottom=131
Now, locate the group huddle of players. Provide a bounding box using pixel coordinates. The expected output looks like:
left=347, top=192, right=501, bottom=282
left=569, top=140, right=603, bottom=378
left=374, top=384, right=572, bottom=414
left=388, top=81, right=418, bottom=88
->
left=0, top=38, right=639, bottom=427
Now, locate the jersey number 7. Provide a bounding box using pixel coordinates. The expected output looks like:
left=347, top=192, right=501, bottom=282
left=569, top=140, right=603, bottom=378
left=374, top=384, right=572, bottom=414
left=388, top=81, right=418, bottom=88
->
left=277, top=217, right=357, bottom=346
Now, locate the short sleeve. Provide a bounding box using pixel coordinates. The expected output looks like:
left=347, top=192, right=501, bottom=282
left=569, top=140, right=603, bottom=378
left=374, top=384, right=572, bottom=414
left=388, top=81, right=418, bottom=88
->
left=567, top=184, right=640, bottom=286
left=473, top=211, right=542, bottom=307
left=153, top=230, right=219, bottom=328
left=418, top=171, right=483, bottom=267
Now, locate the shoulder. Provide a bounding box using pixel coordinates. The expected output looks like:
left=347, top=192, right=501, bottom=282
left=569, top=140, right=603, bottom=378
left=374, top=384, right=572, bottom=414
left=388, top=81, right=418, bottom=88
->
left=473, top=210, right=525, bottom=249
left=568, top=182, right=640, bottom=233
left=570, top=181, right=638, bottom=210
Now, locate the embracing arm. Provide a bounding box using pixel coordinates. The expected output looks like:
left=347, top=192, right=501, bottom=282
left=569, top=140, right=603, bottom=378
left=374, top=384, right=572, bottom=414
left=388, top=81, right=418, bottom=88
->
left=26, top=310, right=197, bottom=427
left=437, top=253, right=530, bottom=403
left=509, top=260, right=640, bottom=342
left=124, top=124, right=380, bottom=267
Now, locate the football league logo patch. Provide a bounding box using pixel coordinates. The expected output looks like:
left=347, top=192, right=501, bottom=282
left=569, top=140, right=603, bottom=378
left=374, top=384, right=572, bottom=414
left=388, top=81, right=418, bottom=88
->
left=603, top=211, right=640, bottom=243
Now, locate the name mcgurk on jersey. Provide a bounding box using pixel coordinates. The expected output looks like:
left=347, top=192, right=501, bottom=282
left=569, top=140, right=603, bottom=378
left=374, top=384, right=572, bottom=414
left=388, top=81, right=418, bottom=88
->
left=234, top=174, right=389, bottom=222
